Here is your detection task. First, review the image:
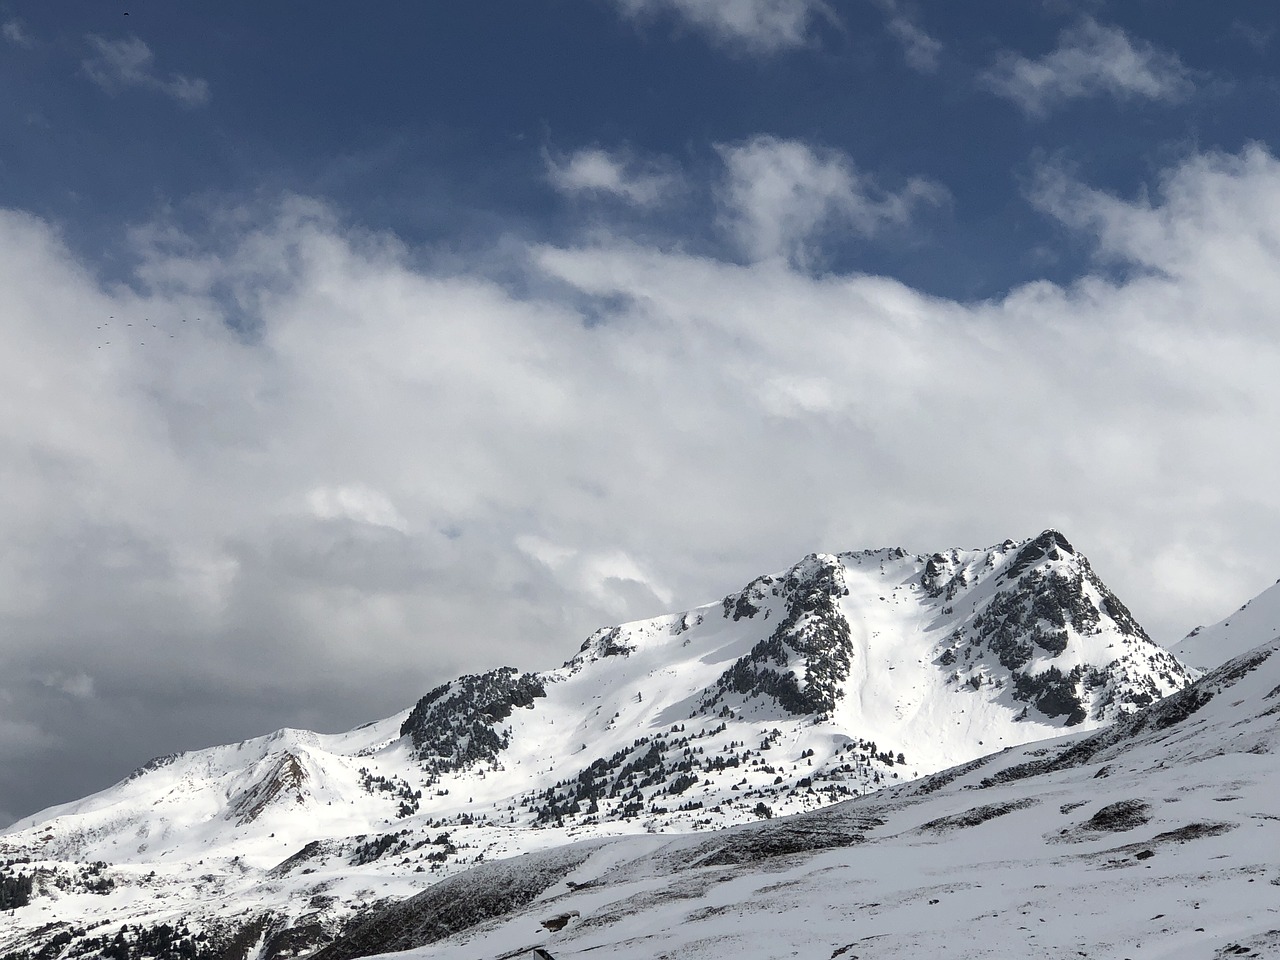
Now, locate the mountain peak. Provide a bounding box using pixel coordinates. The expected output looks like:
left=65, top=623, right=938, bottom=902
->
left=0, top=530, right=1201, bottom=960
left=697, top=532, right=1188, bottom=729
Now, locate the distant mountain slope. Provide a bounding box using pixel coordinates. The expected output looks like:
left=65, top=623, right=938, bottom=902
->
left=1174, top=576, right=1280, bottom=669
left=0, top=530, right=1196, bottom=960
left=323, top=637, right=1280, bottom=960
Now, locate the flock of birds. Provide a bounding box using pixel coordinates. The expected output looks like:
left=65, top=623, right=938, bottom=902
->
left=95, top=314, right=201, bottom=348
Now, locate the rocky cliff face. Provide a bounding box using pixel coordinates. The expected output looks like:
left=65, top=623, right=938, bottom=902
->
left=912, top=531, right=1190, bottom=725
left=708, top=552, right=855, bottom=716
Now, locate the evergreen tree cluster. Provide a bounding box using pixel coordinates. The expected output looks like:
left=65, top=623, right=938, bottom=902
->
left=0, top=864, right=33, bottom=909
left=3, top=921, right=216, bottom=960
left=91, top=923, right=210, bottom=960
left=1, top=859, right=118, bottom=911
left=357, top=768, right=422, bottom=818
left=350, top=829, right=412, bottom=866
left=400, top=667, right=547, bottom=778
left=505, top=721, right=905, bottom=828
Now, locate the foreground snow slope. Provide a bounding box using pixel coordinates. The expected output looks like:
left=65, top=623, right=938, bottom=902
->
left=0, top=531, right=1195, bottom=960
left=337, top=638, right=1280, bottom=960
left=1175, top=576, right=1280, bottom=669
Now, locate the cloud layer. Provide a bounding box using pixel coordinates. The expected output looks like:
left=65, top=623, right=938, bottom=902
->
left=609, top=0, right=830, bottom=52
left=6, top=142, right=1280, bottom=822
left=872, top=0, right=941, bottom=72
left=545, top=146, right=681, bottom=207
left=716, top=135, right=947, bottom=264
left=2, top=19, right=34, bottom=48
left=82, top=35, right=209, bottom=107
left=982, top=19, right=1193, bottom=116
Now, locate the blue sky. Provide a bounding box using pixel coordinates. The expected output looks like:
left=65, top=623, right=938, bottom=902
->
left=4, top=1, right=1280, bottom=824
left=8, top=1, right=1276, bottom=297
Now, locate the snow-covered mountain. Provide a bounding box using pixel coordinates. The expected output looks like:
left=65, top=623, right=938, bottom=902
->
left=0, top=530, right=1196, bottom=960
left=1174, top=576, right=1280, bottom=669
left=328, top=635, right=1280, bottom=960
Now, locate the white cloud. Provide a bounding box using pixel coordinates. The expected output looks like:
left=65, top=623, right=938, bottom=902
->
left=982, top=19, right=1193, bottom=116
left=1029, top=144, right=1280, bottom=291
left=305, top=484, right=409, bottom=531
left=872, top=0, right=940, bottom=72
left=886, top=16, right=940, bottom=72
left=39, top=672, right=95, bottom=699
left=518, top=537, right=674, bottom=614
left=3, top=19, right=34, bottom=48
left=609, top=0, right=831, bottom=53
left=715, top=135, right=947, bottom=264
left=545, top=147, right=680, bottom=207
left=10, top=144, right=1280, bottom=816
left=82, top=35, right=210, bottom=107
left=1228, top=19, right=1271, bottom=53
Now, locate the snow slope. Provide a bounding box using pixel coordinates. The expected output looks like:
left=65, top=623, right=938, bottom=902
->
left=0, top=530, right=1197, bottom=960
left=1174, top=576, right=1280, bottom=669
left=338, top=638, right=1280, bottom=960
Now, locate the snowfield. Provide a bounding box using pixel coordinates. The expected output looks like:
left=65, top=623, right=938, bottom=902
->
left=1175, top=575, right=1280, bottom=670
left=350, top=639, right=1280, bottom=960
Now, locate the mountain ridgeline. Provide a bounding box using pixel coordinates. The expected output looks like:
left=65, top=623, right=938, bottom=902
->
left=339, top=529, right=1194, bottom=835
left=0, top=530, right=1199, bottom=960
